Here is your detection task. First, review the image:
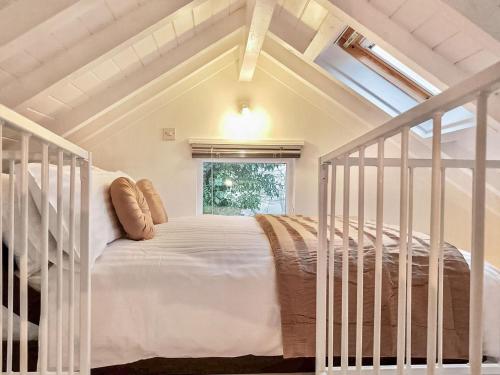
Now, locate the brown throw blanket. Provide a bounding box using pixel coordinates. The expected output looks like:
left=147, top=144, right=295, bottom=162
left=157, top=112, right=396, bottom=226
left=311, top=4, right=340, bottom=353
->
left=255, top=215, right=470, bottom=360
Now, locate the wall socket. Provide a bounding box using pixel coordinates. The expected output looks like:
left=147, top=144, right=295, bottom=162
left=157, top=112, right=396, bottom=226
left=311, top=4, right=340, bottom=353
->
left=162, top=128, right=175, bottom=141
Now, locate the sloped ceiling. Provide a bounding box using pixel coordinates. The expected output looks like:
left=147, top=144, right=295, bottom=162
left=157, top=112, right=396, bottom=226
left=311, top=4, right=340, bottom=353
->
left=0, top=0, right=499, bottom=143
left=442, top=0, right=500, bottom=43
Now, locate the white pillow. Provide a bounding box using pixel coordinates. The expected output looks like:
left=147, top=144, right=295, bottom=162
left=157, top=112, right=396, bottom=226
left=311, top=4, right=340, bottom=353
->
left=1, top=173, right=70, bottom=273
left=27, top=164, right=129, bottom=266
left=2, top=174, right=42, bottom=275
left=1, top=306, right=38, bottom=340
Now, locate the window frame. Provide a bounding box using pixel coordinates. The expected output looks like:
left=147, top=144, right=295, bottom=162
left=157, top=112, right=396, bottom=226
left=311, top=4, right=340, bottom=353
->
left=196, top=158, right=295, bottom=216
left=337, top=27, right=434, bottom=102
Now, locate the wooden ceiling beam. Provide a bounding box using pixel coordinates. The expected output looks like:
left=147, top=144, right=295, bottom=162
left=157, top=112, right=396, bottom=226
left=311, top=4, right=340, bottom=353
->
left=303, top=13, right=346, bottom=61
left=239, top=0, right=277, bottom=81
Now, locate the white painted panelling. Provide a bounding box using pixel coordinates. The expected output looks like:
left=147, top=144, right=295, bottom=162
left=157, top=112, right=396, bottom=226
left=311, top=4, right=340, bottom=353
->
left=229, top=0, right=245, bottom=13
left=300, top=1, right=328, bottom=30
left=391, top=0, right=439, bottom=31
left=153, top=23, right=177, bottom=53
left=112, top=46, right=143, bottom=74
left=21, top=107, right=55, bottom=123
left=24, top=36, right=65, bottom=63
left=211, top=0, right=230, bottom=21
left=0, top=0, right=15, bottom=11
left=270, top=9, right=316, bottom=52
left=72, top=71, right=102, bottom=93
left=133, top=34, right=160, bottom=65
left=0, top=68, right=12, bottom=87
left=282, top=0, right=308, bottom=18
left=105, top=0, right=139, bottom=19
left=0, top=51, right=40, bottom=77
left=442, top=0, right=500, bottom=44
left=79, top=3, right=115, bottom=34
left=26, top=95, right=70, bottom=117
left=456, top=49, right=500, bottom=73
left=194, top=1, right=212, bottom=28
left=369, top=0, right=407, bottom=17
left=92, top=59, right=121, bottom=81
left=434, top=31, right=482, bottom=64
left=412, top=14, right=459, bottom=49
left=50, top=83, right=87, bottom=107
left=51, top=18, right=90, bottom=48
left=173, top=10, right=195, bottom=43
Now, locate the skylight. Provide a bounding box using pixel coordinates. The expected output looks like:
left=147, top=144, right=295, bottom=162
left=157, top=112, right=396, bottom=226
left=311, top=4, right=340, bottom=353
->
left=315, top=28, right=474, bottom=138
left=362, top=42, right=442, bottom=96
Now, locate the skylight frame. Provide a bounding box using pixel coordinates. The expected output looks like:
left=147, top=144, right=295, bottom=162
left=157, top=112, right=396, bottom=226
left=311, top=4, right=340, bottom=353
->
left=337, top=27, right=436, bottom=102
left=359, top=40, right=442, bottom=96
left=325, top=27, right=475, bottom=138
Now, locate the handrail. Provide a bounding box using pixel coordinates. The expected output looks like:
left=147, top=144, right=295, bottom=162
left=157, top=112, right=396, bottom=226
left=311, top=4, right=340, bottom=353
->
left=0, top=104, right=88, bottom=159
left=320, top=60, right=500, bottom=164
left=344, top=157, right=500, bottom=169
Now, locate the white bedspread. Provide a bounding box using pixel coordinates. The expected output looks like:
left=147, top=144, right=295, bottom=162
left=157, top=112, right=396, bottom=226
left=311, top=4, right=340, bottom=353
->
left=49, top=215, right=283, bottom=369
left=47, top=216, right=500, bottom=369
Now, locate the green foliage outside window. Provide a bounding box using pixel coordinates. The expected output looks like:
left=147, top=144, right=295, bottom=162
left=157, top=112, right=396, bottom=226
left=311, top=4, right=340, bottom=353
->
left=202, top=162, right=287, bottom=216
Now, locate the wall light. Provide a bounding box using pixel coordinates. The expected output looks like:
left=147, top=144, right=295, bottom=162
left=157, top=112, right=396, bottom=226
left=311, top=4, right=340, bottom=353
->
left=221, top=102, right=269, bottom=140
left=240, top=103, right=251, bottom=117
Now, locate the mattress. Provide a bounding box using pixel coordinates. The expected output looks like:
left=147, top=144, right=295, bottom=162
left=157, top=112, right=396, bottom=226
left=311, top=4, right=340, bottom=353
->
left=46, top=215, right=500, bottom=369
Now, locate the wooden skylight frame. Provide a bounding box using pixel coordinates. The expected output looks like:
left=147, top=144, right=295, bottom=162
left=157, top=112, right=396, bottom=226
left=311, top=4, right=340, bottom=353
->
left=337, top=27, right=434, bottom=101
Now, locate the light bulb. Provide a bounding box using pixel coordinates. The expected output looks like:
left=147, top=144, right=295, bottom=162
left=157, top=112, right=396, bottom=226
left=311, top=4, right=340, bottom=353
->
left=241, top=105, right=251, bottom=117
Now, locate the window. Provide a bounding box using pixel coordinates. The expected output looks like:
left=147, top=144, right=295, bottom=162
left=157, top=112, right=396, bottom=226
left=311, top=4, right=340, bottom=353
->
left=338, top=27, right=439, bottom=101
left=200, top=160, right=291, bottom=216
left=361, top=42, right=441, bottom=96
left=316, top=27, right=474, bottom=137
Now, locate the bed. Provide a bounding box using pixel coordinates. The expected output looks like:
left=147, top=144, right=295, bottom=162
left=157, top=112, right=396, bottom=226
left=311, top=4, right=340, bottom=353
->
left=1, top=142, right=499, bottom=374
left=35, top=215, right=500, bottom=370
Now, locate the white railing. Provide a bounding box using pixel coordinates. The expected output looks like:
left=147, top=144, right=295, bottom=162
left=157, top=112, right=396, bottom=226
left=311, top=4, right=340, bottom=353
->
left=0, top=105, right=91, bottom=375
left=317, top=61, right=500, bottom=375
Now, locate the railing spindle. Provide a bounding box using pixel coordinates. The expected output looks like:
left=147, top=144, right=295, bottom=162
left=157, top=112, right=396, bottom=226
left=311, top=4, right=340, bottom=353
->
left=39, top=144, right=50, bottom=375
left=328, top=163, right=336, bottom=375
left=373, top=138, right=385, bottom=374
left=355, top=147, right=365, bottom=372
left=80, top=156, right=92, bottom=375
left=56, top=150, right=64, bottom=375
left=406, top=167, right=414, bottom=372
left=7, top=160, right=15, bottom=373
left=19, top=133, right=30, bottom=375
left=397, top=127, right=410, bottom=374
left=68, top=155, right=77, bottom=374
left=438, top=168, right=446, bottom=368
left=470, top=92, right=488, bottom=375
left=316, top=162, right=329, bottom=375
left=427, top=112, right=443, bottom=375
left=341, top=156, right=350, bottom=373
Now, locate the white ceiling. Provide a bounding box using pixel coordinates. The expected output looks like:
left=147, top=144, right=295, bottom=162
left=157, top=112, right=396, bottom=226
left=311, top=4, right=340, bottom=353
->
left=0, top=0, right=499, bottom=143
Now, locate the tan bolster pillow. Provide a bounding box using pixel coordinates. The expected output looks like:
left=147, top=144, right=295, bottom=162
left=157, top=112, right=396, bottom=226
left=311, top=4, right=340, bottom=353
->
left=110, top=177, right=155, bottom=240
left=136, top=179, right=168, bottom=224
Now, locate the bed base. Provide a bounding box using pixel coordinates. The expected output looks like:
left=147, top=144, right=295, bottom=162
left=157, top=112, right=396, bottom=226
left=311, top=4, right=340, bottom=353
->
left=317, top=61, right=500, bottom=375
left=0, top=105, right=92, bottom=374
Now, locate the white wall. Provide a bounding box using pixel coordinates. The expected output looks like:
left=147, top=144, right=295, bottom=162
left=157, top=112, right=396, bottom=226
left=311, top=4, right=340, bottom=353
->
left=87, top=61, right=500, bottom=267
left=89, top=62, right=367, bottom=217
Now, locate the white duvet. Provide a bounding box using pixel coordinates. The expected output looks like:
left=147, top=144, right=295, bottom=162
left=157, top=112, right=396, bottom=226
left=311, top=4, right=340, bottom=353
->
left=48, top=215, right=282, bottom=369
left=47, top=215, right=500, bottom=369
